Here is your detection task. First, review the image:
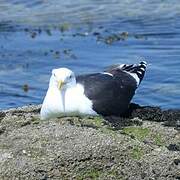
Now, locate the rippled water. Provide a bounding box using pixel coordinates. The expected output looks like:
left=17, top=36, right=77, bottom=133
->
left=0, top=0, right=180, bottom=110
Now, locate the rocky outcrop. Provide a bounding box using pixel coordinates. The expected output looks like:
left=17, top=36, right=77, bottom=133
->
left=0, top=105, right=179, bottom=179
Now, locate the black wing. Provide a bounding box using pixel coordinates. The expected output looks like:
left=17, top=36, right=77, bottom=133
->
left=76, top=71, right=137, bottom=116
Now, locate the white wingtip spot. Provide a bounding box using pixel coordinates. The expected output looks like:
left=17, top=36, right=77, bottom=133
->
left=141, top=61, right=147, bottom=65
left=140, top=67, right=145, bottom=71
left=119, top=64, right=125, bottom=68
left=102, top=72, right=113, bottom=77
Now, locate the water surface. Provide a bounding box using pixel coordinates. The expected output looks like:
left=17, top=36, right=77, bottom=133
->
left=0, top=0, right=180, bottom=110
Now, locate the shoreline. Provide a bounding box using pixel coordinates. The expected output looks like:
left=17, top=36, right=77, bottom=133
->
left=0, top=104, right=179, bottom=179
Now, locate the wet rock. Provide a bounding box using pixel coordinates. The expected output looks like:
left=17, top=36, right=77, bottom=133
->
left=59, top=23, right=70, bottom=32
left=98, top=31, right=129, bottom=44
left=31, top=32, right=37, bottom=38
left=45, top=29, right=52, bottom=36
left=53, top=51, right=60, bottom=59
left=167, top=143, right=180, bottom=151
left=0, top=112, right=6, bottom=121
left=93, top=32, right=100, bottom=36
left=22, top=84, right=29, bottom=92
left=174, top=159, right=180, bottom=165
left=0, top=126, right=6, bottom=134
left=131, top=106, right=164, bottom=122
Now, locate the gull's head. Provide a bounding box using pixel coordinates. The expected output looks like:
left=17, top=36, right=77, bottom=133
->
left=50, top=68, right=76, bottom=90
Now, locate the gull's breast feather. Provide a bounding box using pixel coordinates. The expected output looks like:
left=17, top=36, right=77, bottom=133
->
left=65, top=84, right=97, bottom=115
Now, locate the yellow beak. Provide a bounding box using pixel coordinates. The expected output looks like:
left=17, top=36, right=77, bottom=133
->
left=58, top=80, right=64, bottom=90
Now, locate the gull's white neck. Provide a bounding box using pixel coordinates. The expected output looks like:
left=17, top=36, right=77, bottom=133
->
left=40, top=86, right=65, bottom=120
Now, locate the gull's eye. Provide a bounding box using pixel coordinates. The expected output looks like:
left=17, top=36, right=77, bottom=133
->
left=69, top=75, right=72, bottom=79
left=53, top=73, right=56, bottom=77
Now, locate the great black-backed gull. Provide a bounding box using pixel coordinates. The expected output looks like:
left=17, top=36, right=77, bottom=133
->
left=40, top=61, right=147, bottom=120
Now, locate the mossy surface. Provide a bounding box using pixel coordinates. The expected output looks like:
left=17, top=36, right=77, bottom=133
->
left=153, top=133, right=164, bottom=146
left=76, top=168, right=102, bottom=180
left=81, top=116, right=104, bottom=128
left=122, top=127, right=150, bottom=141
left=76, top=167, right=121, bottom=180
left=122, top=126, right=165, bottom=147
left=131, top=146, right=144, bottom=160
left=81, top=116, right=117, bottom=136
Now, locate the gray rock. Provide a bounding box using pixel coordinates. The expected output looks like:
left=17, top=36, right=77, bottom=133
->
left=0, top=105, right=179, bottom=179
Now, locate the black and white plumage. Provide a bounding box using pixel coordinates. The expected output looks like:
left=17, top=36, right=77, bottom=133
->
left=40, top=61, right=147, bottom=120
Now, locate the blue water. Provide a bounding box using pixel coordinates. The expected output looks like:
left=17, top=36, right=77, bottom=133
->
left=0, top=0, right=180, bottom=110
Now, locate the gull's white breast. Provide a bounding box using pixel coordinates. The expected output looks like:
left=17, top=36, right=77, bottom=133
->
left=40, top=84, right=97, bottom=120
left=64, top=84, right=97, bottom=115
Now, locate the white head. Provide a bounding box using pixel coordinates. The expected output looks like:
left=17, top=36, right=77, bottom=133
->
left=49, top=68, right=76, bottom=90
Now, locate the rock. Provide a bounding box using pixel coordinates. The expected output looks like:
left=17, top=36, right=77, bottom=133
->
left=0, top=104, right=179, bottom=179
left=0, top=112, right=6, bottom=121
